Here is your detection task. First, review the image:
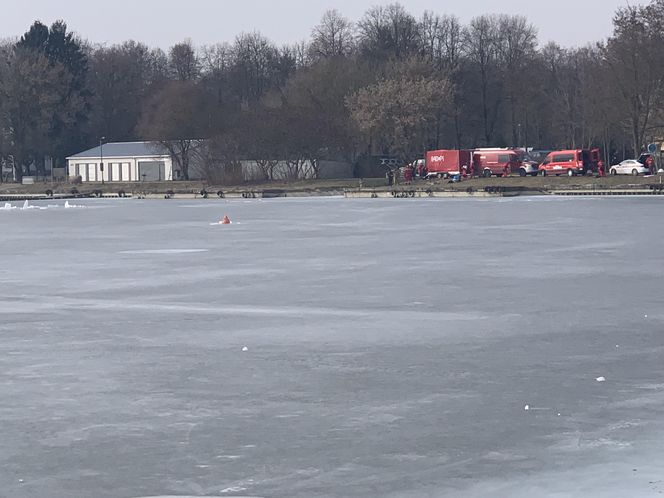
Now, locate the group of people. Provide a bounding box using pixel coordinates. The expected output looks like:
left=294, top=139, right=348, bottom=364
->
left=386, top=165, right=416, bottom=186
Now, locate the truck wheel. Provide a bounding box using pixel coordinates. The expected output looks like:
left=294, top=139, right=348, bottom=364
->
left=632, top=169, right=639, bottom=176
left=437, top=173, right=443, bottom=179
left=567, top=169, right=575, bottom=177
left=519, top=169, right=526, bottom=177
left=483, top=170, right=492, bottom=178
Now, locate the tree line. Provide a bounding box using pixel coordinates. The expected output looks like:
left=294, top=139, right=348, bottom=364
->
left=1, top=1, right=664, bottom=182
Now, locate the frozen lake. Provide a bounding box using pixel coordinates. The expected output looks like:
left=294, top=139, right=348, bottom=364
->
left=1, top=196, right=664, bottom=497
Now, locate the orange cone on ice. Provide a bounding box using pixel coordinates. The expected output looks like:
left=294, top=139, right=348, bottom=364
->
left=220, top=215, right=231, bottom=225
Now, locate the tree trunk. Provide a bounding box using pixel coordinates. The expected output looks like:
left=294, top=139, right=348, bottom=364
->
left=181, top=153, right=190, bottom=181
left=14, top=164, right=23, bottom=183
left=481, top=75, right=490, bottom=144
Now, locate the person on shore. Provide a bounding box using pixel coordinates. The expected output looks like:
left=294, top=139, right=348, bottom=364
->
left=598, top=160, right=606, bottom=177
left=417, top=162, right=427, bottom=179
left=646, top=155, right=655, bottom=175
left=386, top=169, right=394, bottom=186
left=404, top=164, right=414, bottom=184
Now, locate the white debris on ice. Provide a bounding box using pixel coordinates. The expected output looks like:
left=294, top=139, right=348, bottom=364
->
left=524, top=405, right=530, bottom=411
left=242, top=346, right=249, bottom=352
left=596, top=376, right=606, bottom=383
left=21, top=200, right=46, bottom=210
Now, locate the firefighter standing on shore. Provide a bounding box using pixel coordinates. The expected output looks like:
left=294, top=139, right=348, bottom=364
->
left=646, top=155, right=655, bottom=175
left=386, top=169, right=394, bottom=186
left=404, top=164, right=414, bottom=184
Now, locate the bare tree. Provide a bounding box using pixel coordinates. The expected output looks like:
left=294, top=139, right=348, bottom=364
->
left=418, top=12, right=463, bottom=71
left=138, top=81, right=210, bottom=180
left=199, top=43, right=233, bottom=76
left=496, top=15, right=538, bottom=146
left=418, top=12, right=464, bottom=147
left=169, top=40, right=199, bottom=81
left=357, top=3, right=420, bottom=60
left=464, top=15, right=502, bottom=144
left=604, top=2, right=664, bottom=154
left=310, top=10, right=355, bottom=60
left=230, top=32, right=280, bottom=105
left=88, top=41, right=168, bottom=142
left=284, top=56, right=371, bottom=162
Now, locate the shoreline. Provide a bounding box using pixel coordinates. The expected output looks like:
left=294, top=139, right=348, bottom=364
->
left=2, top=176, right=664, bottom=201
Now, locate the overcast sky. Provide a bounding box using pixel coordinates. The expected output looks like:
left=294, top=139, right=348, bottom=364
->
left=4, top=0, right=646, bottom=49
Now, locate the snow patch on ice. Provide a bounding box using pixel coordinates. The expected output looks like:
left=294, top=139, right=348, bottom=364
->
left=64, top=200, right=85, bottom=209
left=21, top=200, right=46, bottom=210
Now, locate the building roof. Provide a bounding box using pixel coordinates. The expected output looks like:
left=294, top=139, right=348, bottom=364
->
left=67, top=141, right=170, bottom=159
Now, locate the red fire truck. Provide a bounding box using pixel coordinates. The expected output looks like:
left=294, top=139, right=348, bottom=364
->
left=424, top=148, right=524, bottom=179
left=424, top=149, right=473, bottom=179
left=538, top=149, right=601, bottom=176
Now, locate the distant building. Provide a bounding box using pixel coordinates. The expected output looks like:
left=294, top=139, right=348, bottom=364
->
left=66, top=141, right=176, bottom=182
left=67, top=141, right=353, bottom=183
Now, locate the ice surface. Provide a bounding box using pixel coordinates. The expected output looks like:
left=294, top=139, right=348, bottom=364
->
left=1, top=197, right=664, bottom=497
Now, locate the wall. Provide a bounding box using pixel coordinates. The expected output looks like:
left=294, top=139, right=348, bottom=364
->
left=239, top=160, right=352, bottom=181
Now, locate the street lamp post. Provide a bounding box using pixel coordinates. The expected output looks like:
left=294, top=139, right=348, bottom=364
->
left=99, top=137, right=105, bottom=184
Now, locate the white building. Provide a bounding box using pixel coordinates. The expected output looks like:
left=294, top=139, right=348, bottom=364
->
left=67, top=142, right=175, bottom=182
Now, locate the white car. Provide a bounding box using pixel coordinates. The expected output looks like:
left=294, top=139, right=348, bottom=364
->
left=518, top=160, right=539, bottom=177
left=610, top=160, right=649, bottom=176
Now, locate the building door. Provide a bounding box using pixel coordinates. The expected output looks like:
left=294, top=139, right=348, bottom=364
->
left=121, top=163, right=130, bottom=181
left=111, top=163, right=121, bottom=182
left=138, top=161, right=166, bottom=181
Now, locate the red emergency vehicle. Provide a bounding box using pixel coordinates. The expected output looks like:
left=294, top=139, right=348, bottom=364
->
left=473, top=149, right=521, bottom=177
left=538, top=149, right=601, bottom=176
left=425, top=150, right=473, bottom=179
